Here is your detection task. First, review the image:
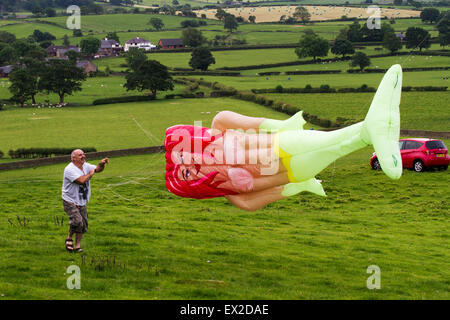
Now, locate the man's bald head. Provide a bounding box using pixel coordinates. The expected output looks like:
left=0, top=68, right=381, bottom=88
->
left=71, top=149, right=86, bottom=166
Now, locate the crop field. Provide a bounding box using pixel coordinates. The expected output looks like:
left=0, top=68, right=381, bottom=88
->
left=194, top=5, right=421, bottom=23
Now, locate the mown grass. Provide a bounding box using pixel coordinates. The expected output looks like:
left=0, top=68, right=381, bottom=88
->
left=0, top=145, right=448, bottom=299
left=188, top=70, right=450, bottom=90
left=0, top=76, right=186, bottom=106
left=264, top=91, right=450, bottom=131
left=0, top=98, right=290, bottom=158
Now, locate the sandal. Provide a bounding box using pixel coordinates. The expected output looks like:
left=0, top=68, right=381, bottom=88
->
left=65, top=238, right=74, bottom=252
left=74, top=248, right=84, bottom=253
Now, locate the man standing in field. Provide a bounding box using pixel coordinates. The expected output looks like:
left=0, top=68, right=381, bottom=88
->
left=62, top=149, right=109, bottom=252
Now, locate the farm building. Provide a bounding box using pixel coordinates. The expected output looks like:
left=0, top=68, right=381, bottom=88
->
left=0, top=65, right=13, bottom=78
left=47, top=45, right=81, bottom=58
left=76, top=60, right=98, bottom=74
left=158, top=39, right=184, bottom=49
left=98, top=38, right=123, bottom=57
left=124, top=37, right=156, bottom=52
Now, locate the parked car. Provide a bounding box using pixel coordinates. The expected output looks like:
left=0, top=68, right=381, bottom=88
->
left=371, top=138, right=449, bottom=172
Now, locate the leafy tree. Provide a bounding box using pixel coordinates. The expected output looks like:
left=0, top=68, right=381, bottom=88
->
left=12, top=39, right=38, bottom=58
left=181, top=27, right=206, bottom=47
left=9, top=67, right=38, bottom=107
left=189, top=46, right=215, bottom=71
left=437, top=14, right=449, bottom=48
left=248, top=15, right=256, bottom=23
left=63, top=34, right=70, bottom=47
left=405, top=27, right=431, bottom=51
left=73, top=29, right=83, bottom=37
left=0, top=31, right=16, bottom=44
left=106, top=32, right=120, bottom=43
left=331, top=39, right=354, bottom=58
left=0, top=44, right=17, bottom=65
left=80, top=37, right=101, bottom=57
left=125, top=47, right=148, bottom=71
left=224, top=14, right=238, bottom=33
left=215, top=8, right=226, bottom=20
left=420, top=8, right=440, bottom=23
left=347, top=21, right=362, bottom=42
left=181, top=20, right=199, bottom=28
left=172, top=0, right=179, bottom=4
left=393, top=0, right=403, bottom=5
left=149, top=17, right=164, bottom=31
left=66, top=50, right=81, bottom=63
left=293, top=6, right=311, bottom=24
left=32, top=29, right=56, bottom=42
left=336, top=28, right=348, bottom=41
left=38, top=59, right=86, bottom=104
left=295, top=32, right=329, bottom=61
left=350, top=52, right=371, bottom=71
left=45, top=7, right=56, bottom=17
left=124, top=60, right=174, bottom=98
left=383, top=31, right=402, bottom=53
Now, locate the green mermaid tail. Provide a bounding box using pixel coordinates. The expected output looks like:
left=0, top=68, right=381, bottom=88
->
left=259, top=64, right=403, bottom=197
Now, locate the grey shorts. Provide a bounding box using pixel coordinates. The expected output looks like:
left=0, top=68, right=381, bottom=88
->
left=63, top=200, right=88, bottom=234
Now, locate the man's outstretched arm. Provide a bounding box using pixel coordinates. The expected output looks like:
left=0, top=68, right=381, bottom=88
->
left=95, top=158, right=109, bottom=173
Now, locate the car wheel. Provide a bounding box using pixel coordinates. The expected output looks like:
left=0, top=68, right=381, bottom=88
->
left=439, top=165, right=448, bottom=171
left=413, top=160, right=425, bottom=172
left=371, top=158, right=381, bottom=170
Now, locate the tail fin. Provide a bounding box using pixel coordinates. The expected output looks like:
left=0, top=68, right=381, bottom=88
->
left=361, top=64, right=402, bottom=180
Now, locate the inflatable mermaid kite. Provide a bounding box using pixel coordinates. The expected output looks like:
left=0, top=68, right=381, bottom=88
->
left=165, top=65, right=403, bottom=211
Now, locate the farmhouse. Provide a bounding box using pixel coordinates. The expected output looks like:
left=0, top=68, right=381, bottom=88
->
left=98, top=38, right=123, bottom=57
left=0, top=65, right=13, bottom=78
left=124, top=37, right=156, bottom=52
left=47, top=45, right=81, bottom=58
left=76, top=60, right=98, bottom=74
left=158, top=38, right=184, bottom=49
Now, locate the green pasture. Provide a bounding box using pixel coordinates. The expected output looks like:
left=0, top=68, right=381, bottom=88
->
left=264, top=91, right=450, bottom=132
left=0, top=143, right=448, bottom=299
left=0, top=76, right=186, bottom=106
left=189, top=70, right=450, bottom=90
left=0, top=98, right=290, bottom=157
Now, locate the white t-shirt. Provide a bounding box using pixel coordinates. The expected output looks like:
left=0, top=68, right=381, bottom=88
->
left=62, top=162, right=97, bottom=206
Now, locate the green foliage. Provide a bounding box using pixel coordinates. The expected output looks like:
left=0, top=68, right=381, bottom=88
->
left=350, top=52, right=371, bottom=71
left=383, top=31, right=402, bottom=54
left=8, top=147, right=97, bottom=159
left=189, top=47, right=216, bottom=71
left=38, top=59, right=87, bottom=104
left=331, top=39, right=355, bottom=58
left=181, top=27, right=206, bottom=48
left=125, top=47, right=148, bottom=72
left=0, top=31, right=16, bottom=44
left=93, top=95, right=155, bottom=105
left=106, top=32, right=120, bottom=43
left=295, top=32, right=329, bottom=61
left=420, top=8, right=440, bottom=24
left=80, top=37, right=101, bottom=57
left=0, top=44, right=17, bottom=65
left=8, top=67, right=39, bottom=107
left=224, top=14, right=238, bottom=33
left=405, top=27, right=431, bottom=51
left=124, top=60, right=174, bottom=98
left=149, top=17, right=164, bottom=31
left=293, top=6, right=311, bottom=24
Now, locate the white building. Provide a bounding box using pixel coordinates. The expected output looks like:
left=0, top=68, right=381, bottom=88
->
left=124, top=37, right=156, bottom=52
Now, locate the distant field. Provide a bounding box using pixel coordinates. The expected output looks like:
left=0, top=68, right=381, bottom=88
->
left=188, top=70, right=450, bottom=90
left=264, top=91, right=450, bottom=131
left=0, top=98, right=290, bottom=156
left=0, top=77, right=186, bottom=106
left=194, top=5, right=420, bottom=22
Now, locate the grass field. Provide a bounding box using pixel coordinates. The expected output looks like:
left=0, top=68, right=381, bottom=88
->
left=0, top=141, right=448, bottom=299
left=263, top=92, right=450, bottom=131
left=0, top=76, right=186, bottom=106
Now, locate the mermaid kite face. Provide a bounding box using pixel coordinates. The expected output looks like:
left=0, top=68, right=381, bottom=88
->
left=165, top=125, right=237, bottom=199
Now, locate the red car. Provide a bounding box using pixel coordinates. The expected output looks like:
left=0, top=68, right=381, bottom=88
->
left=371, top=138, right=449, bottom=172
